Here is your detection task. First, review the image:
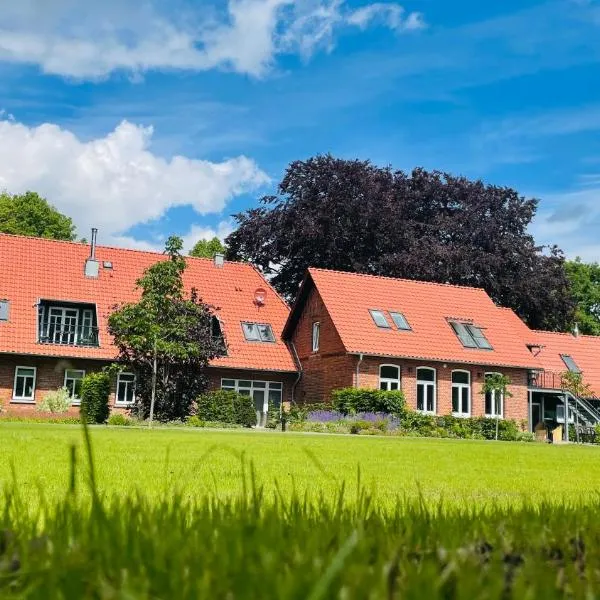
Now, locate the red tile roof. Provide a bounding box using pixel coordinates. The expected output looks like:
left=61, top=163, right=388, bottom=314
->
left=0, top=233, right=296, bottom=372
left=531, top=331, right=600, bottom=397
left=285, top=268, right=540, bottom=369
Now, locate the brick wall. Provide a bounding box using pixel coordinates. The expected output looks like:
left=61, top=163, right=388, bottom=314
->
left=290, top=286, right=355, bottom=403
left=0, top=355, right=296, bottom=416
left=357, top=357, right=529, bottom=422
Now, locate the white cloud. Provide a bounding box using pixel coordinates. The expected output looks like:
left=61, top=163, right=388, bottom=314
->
left=347, top=3, right=425, bottom=31
left=0, top=117, right=269, bottom=247
left=0, top=0, right=425, bottom=79
left=181, top=220, right=235, bottom=253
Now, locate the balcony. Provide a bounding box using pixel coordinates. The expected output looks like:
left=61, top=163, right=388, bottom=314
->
left=38, top=322, right=100, bottom=347
left=528, top=370, right=564, bottom=391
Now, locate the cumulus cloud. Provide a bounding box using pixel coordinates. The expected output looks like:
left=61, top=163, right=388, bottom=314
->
left=181, top=220, right=235, bottom=253
left=0, top=117, right=269, bottom=247
left=0, top=0, right=425, bottom=79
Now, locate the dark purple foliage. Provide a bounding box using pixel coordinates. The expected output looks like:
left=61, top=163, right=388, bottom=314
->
left=226, top=155, right=574, bottom=331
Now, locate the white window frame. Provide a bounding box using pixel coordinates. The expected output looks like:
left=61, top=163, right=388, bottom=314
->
left=64, top=369, right=86, bottom=405
left=115, top=372, right=136, bottom=407
left=416, top=367, right=436, bottom=414
left=312, top=322, right=320, bottom=352
left=484, top=372, right=504, bottom=419
left=451, top=369, right=471, bottom=417
left=221, top=379, right=283, bottom=415
left=12, top=366, right=37, bottom=403
left=48, top=306, right=80, bottom=345
left=379, top=364, right=401, bottom=391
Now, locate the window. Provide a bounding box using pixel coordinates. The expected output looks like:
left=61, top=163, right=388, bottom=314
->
left=13, top=367, right=36, bottom=402
left=560, top=354, right=581, bottom=373
left=416, top=367, right=436, bottom=414
left=116, top=373, right=136, bottom=406
left=38, top=302, right=98, bottom=347
left=450, top=321, right=493, bottom=349
left=64, top=370, right=85, bottom=403
left=221, top=379, right=283, bottom=427
left=452, top=370, right=471, bottom=417
left=242, top=322, right=275, bottom=342
left=369, top=310, right=391, bottom=329
left=389, top=311, right=411, bottom=331
left=379, top=365, right=400, bottom=391
left=484, top=373, right=503, bottom=418
left=312, top=322, right=320, bottom=352
left=0, top=300, right=9, bottom=322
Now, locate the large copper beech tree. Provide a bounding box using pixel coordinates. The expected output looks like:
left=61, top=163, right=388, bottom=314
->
left=226, top=155, right=574, bottom=331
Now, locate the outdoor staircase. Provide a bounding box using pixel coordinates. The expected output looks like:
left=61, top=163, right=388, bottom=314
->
left=565, top=392, right=600, bottom=443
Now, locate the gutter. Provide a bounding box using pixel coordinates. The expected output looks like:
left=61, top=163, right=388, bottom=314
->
left=287, top=341, right=303, bottom=406
left=355, top=353, right=364, bottom=388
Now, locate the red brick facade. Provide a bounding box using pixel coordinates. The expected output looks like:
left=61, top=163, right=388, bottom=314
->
left=0, top=355, right=297, bottom=416
left=289, top=286, right=529, bottom=423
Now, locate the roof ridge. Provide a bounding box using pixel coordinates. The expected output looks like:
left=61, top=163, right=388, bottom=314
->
left=308, top=266, right=486, bottom=292
left=533, top=329, right=600, bottom=340
left=0, top=232, right=239, bottom=265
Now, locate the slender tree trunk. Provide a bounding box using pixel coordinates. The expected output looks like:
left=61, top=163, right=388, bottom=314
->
left=149, top=337, right=157, bottom=427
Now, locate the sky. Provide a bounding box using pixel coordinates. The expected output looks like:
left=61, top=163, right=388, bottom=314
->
left=0, top=0, right=599, bottom=260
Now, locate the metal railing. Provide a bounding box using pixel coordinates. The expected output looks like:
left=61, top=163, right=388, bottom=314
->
left=38, top=322, right=100, bottom=347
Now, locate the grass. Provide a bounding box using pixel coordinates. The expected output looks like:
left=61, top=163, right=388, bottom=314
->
left=3, top=423, right=600, bottom=598
left=2, top=422, right=600, bottom=510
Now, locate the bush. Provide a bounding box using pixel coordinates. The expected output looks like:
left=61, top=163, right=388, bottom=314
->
left=332, top=388, right=405, bottom=416
left=287, top=403, right=330, bottom=423
left=37, top=387, right=71, bottom=414
left=107, top=413, right=133, bottom=427
left=265, top=401, right=280, bottom=429
left=80, top=372, right=111, bottom=424
left=196, top=390, right=256, bottom=427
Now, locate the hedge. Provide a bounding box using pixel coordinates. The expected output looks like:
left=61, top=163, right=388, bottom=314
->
left=331, top=388, right=405, bottom=416
left=80, top=372, right=111, bottom=424
left=195, top=390, right=256, bottom=427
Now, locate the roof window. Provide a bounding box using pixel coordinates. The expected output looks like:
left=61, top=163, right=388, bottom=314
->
left=389, top=311, right=411, bottom=331
left=0, top=300, right=9, bottom=322
left=242, top=322, right=276, bottom=343
left=369, top=310, right=392, bottom=329
left=450, top=321, right=493, bottom=350
left=560, top=354, right=581, bottom=373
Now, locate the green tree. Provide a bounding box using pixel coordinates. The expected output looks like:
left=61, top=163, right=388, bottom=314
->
left=189, top=236, right=226, bottom=258
left=0, top=191, right=76, bottom=240
left=565, top=259, right=600, bottom=335
left=108, top=236, right=227, bottom=421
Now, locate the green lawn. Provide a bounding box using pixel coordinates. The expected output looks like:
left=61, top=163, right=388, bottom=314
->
left=2, top=422, right=600, bottom=509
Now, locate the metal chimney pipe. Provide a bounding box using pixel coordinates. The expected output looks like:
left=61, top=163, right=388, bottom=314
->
left=90, top=228, right=98, bottom=259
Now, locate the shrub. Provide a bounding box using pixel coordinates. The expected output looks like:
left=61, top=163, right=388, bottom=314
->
left=107, top=413, right=133, bottom=427
left=186, top=415, right=205, bottom=427
left=37, top=387, right=71, bottom=414
left=331, top=388, right=405, bottom=416
left=288, top=403, right=330, bottom=423
left=196, top=390, right=256, bottom=427
left=80, top=372, right=111, bottom=424
left=265, top=401, right=280, bottom=429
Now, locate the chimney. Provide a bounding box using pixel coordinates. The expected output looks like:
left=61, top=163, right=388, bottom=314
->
left=84, top=227, right=100, bottom=278
left=214, top=253, right=225, bottom=268
left=573, top=322, right=580, bottom=338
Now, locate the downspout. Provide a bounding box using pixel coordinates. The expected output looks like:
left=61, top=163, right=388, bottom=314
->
left=288, top=341, right=303, bottom=406
left=355, top=353, right=364, bottom=388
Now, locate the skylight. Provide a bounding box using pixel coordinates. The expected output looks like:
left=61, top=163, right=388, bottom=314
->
left=389, top=311, right=411, bottom=331
left=450, top=321, right=493, bottom=350
left=369, top=310, right=391, bottom=329
left=560, top=354, right=581, bottom=373
left=242, top=322, right=275, bottom=342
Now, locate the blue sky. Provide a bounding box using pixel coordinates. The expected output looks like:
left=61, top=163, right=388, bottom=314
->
left=0, top=0, right=599, bottom=260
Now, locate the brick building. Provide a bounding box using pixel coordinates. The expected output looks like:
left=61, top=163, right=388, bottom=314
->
left=282, top=268, right=600, bottom=431
left=0, top=232, right=297, bottom=422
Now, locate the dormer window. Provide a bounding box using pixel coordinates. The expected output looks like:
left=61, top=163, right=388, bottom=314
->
left=449, top=321, right=492, bottom=350
left=242, top=322, right=275, bottom=343
left=38, top=301, right=99, bottom=347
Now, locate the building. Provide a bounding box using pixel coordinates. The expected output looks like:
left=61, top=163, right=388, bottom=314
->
left=0, top=232, right=297, bottom=421
left=282, top=267, right=600, bottom=433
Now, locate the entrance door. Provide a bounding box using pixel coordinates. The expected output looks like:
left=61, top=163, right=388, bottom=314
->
left=531, top=402, right=542, bottom=432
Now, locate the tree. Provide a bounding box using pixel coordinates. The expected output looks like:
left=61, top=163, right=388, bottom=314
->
left=226, top=155, right=574, bottom=330
left=0, top=191, right=76, bottom=240
left=108, top=236, right=226, bottom=421
left=189, top=236, right=226, bottom=258
left=565, top=259, right=600, bottom=335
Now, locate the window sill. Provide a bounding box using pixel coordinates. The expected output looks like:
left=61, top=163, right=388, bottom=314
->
left=72, top=401, right=81, bottom=406
left=114, top=402, right=134, bottom=408
left=452, top=412, right=471, bottom=418
left=11, top=399, right=35, bottom=404
left=417, top=410, right=436, bottom=415
left=485, top=415, right=503, bottom=419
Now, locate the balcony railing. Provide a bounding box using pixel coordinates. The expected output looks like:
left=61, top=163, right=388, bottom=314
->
left=528, top=370, right=564, bottom=391
left=38, top=322, right=100, bottom=347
